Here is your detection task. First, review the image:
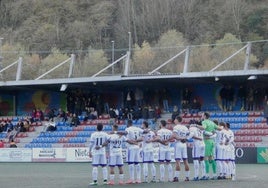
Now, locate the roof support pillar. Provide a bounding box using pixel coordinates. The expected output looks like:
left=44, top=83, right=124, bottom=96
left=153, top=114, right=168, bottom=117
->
left=16, top=57, right=22, bottom=81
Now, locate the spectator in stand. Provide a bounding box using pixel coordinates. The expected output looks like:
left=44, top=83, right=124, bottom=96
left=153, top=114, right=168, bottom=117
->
left=45, top=108, right=56, bottom=121
left=74, top=96, right=82, bottom=116
left=190, top=98, right=201, bottom=114
left=30, top=109, right=37, bottom=123
left=36, top=108, right=44, bottom=121
left=171, top=105, right=180, bottom=123
left=17, top=120, right=25, bottom=132
left=135, top=87, right=144, bottom=108
left=0, top=122, right=4, bottom=133
left=264, top=100, right=268, bottom=125
left=219, top=85, right=228, bottom=111
left=125, top=89, right=134, bottom=110
left=254, top=87, right=264, bottom=111
left=67, top=94, right=75, bottom=114
left=5, top=121, right=13, bottom=132
left=109, top=108, right=117, bottom=119
left=226, top=85, right=235, bottom=111
left=88, top=107, right=98, bottom=120
left=265, top=87, right=268, bottom=101
left=182, top=87, right=192, bottom=104
left=237, top=85, right=247, bottom=111
left=56, top=108, right=67, bottom=122
left=247, top=87, right=254, bottom=111
left=155, top=106, right=161, bottom=119
left=148, top=105, right=156, bottom=120
left=46, top=118, right=57, bottom=132
left=122, top=107, right=129, bottom=120
left=127, top=108, right=134, bottom=120
left=81, top=96, right=87, bottom=115
left=161, top=88, right=170, bottom=113
left=22, top=119, right=30, bottom=132
left=9, top=139, right=17, bottom=148
left=141, top=106, right=149, bottom=120
left=8, top=128, right=18, bottom=142
left=0, top=139, right=4, bottom=148
left=70, top=113, right=80, bottom=127
left=133, top=106, right=142, bottom=121
left=117, top=108, right=124, bottom=121
left=181, top=100, right=190, bottom=114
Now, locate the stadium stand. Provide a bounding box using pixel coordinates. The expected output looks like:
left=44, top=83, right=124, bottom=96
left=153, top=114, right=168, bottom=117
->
left=0, top=110, right=267, bottom=148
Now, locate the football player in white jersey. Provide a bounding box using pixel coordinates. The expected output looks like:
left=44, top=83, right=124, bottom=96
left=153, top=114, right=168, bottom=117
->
left=154, top=120, right=173, bottom=182
left=107, top=124, right=126, bottom=185
left=89, top=123, right=109, bottom=186
left=215, top=122, right=228, bottom=180
left=125, top=119, right=144, bottom=184
left=188, top=121, right=206, bottom=181
left=141, top=121, right=157, bottom=183
left=224, top=122, right=235, bottom=180
left=172, top=116, right=190, bottom=182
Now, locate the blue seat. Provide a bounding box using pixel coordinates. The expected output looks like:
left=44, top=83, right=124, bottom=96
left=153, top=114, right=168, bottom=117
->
left=241, top=112, right=248, bottom=117
left=12, top=117, right=19, bottom=121
left=57, top=122, right=65, bottom=126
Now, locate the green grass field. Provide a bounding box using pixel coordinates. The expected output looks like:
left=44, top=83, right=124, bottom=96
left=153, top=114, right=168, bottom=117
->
left=0, top=163, right=267, bottom=188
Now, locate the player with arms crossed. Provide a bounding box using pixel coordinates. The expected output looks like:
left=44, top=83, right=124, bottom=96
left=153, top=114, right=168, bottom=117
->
left=89, top=123, right=109, bottom=186
left=172, top=116, right=190, bottom=182
left=106, top=124, right=126, bottom=185
left=124, top=120, right=144, bottom=184
left=188, top=120, right=206, bottom=181
left=196, top=112, right=222, bottom=180
left=141, top=121, right=157, bottom=183
left=214, top=122, right=228, bottom=179
left=154, top=120, right=173, bottom=182
left=224, top=122, right=236, bottom=180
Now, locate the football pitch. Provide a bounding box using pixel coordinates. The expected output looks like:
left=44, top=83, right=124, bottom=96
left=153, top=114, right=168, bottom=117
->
left=0, top=163, right=267, bottom=188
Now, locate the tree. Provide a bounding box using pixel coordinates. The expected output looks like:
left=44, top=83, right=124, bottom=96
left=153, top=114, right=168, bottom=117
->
left=74, top=47, right=109, bottom=77
left=210, top=33, right=258, bottom=71
left=38, top=48, right=70, bottom=79
left=131, top=41, right=155, bottom=74
left=189, top=44, right=217, bottom=72
left=153, top=30, right=187, bottom=73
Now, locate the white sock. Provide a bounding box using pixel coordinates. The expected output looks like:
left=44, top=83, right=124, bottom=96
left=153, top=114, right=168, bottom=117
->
left=119, top=174, right=124, bottom=181
left=102, top=167, right=108, bottom=180
left=109, top=174, right=115, bottom=181
left=216, top=160, right=222, bottom=176
left=136, top=164, right=141, bottom=180
left=227, top=162, right=232, bottom=177
left=231, top=161, right=236, bottom=176
left=129, top=164, right=134, bottom=181
left=160, top=164, right=165, bottom=180
left=92, top=167, right=98, bottom=181
left=185, top=170, right=190, bottom=178
left=200, top=161, right=206, bottom=177
left=168, top=164, right=173, bottom=181
left=150, top=163, right=156, bottom=177
left=143, top=163, right=148, bottom=178
left=193, top=160, right=199, bottom=178
left=174, top=170, right=180, bottom=178
left=222, top=161, right=228, bottom=175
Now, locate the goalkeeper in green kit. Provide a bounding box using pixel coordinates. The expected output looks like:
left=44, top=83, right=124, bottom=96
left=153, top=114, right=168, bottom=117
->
left=196, top=112, right=222, bottom=180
